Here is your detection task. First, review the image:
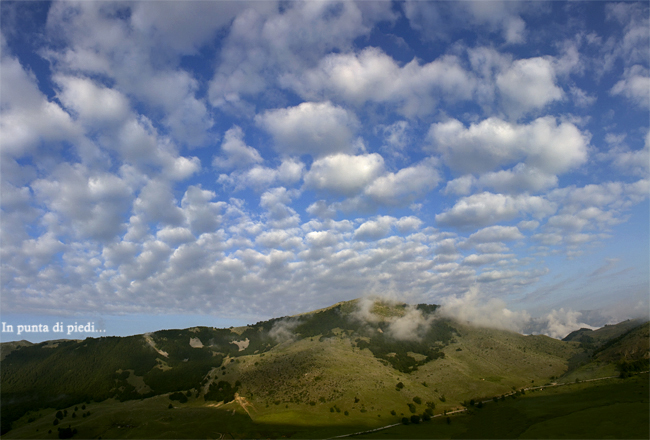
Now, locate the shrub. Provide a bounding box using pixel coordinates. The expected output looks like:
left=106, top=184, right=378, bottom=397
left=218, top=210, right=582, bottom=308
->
left=53, top=419, right=59, bottom=426
left=410, top=415, right=420, bottom=424
left=407, top=403, right=416, bottom=413
left=344, top=411, right=349, bottom=416
left=439, top=395, right=446, bottom=402
left=413, top=396, right=422, bottom=405
left=426, top=401, right=435, bottom=409
left=390, top=410, right=396, bottom=416
left=446, top=416, right=451, bottom=424
left=401, top=417, right=409, bottom=425
left=422, top=413, right=431, bottom=422
left=55, top=411, right=63, bottom=420
left=424, top=408, right=433, bottom=416
left=396, top=382, right=404, bottom=390
left=330, top=407, right=334, bottom=413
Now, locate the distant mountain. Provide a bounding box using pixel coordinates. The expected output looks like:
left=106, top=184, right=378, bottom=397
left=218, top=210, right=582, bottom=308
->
left=1, top=299, right=648, bottom=438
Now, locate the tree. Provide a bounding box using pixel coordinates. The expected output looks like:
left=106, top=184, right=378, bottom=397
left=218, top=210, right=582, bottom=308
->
left=410, top=415, right=420, bottom=424
left=422, top=413, right=431, bottom=422
left=447, top=417, right=451, bottom=425
left=56, top=411, right=64, bottom=420
left=413, top=396, right=422, bottom=405
left=401, top=417, right=409, bottom=425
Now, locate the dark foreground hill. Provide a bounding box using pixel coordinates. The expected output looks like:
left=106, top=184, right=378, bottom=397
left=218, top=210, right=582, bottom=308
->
left=1, top=299, right=648, bottom=438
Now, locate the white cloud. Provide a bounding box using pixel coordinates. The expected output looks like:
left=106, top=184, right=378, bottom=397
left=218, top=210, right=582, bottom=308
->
left=496, top=57, right=564, bottom=118
left=31, top=163, right=133, bottom=241
left=438, top=286, right=531, bottom=332
left=354, top=216, right=396, bottom=241
left=610, top=65, right=650, bottom=109
left=304, top=153, right=384, bottom=196
left=256, top=102, right=359, bottom=157
left=402, top=1, right=537, bottom=44
left=213, top=125, right=263, bottom=169
left=436, top=192, right=557, bottom=228
left=54, top=75, right=130, bottom=127
left=364, top=159, right=440, bottom=206
left=443, top=175, right=476, bottom=196
left=477, top=163, right=558, bottom=194
left=219, top=158, right=305, bottom=191
left=181, top=186, right=225, bottom=235
left=463, top=253, right=514, bottom=266
left=387, top=306, right=434, bottom=341
left=133, top=179, right=185, bottom=227
left=0, top=52, right=79, bottom=158
left=538, top=309, right=595, bottom=339
left=429, top=116, right=589, bottom=175
left=284, top=47, right=475, bottom=117
left=465, top=225, right=524, bottom=246
left=208, top=1, right=394, bottom=110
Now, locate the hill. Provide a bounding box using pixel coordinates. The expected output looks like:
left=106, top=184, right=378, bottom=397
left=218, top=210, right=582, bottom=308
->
left=1, top=299, right=648, bottom=438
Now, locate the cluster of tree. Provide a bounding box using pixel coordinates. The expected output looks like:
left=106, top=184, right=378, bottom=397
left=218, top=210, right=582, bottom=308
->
left=618, top=359, right=650, bottom=377
left=204, top=380, right=238, bottom=403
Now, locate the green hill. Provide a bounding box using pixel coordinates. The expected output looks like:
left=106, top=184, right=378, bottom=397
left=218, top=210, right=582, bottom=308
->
left=1, top=299, right=648, bottom=438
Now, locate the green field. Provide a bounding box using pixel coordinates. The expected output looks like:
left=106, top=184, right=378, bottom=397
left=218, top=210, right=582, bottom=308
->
left=353, top=373, right=649, bottom=439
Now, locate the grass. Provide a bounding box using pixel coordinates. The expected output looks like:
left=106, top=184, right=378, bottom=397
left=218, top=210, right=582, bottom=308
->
left=353, top=373, right=649, bottom=439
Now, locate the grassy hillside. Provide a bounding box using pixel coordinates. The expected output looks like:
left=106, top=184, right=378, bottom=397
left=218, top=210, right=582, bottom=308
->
left=1, top=299, right=648, bottom=438
left=353, top=373, right=649, bottom=439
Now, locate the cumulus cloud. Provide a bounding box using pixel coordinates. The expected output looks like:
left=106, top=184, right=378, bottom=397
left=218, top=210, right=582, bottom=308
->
left=496, top=57, right=564, bottom=118
left=208, top=1, right=395, bottom=110
left=428, top=116, right=589, bottom=175
left=0, top=50, right=80, bottom=158
left=304, top=153, right=384, bottom=196
left=354, top=216, right=396, bottom=241
left=213, top=125, right=263, bottom=169
left=464, top=225, right=524, bottom=247
left=256, top=101, right=359, bottom=157
left=284, top=47, right=475, bottom=117
left=436, top=192, right=557, bottom=228
left=364, top=158, right=440, bottom=206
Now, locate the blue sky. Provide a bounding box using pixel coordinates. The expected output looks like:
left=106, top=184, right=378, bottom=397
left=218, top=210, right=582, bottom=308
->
left=1, top=1, right=648, bottom=343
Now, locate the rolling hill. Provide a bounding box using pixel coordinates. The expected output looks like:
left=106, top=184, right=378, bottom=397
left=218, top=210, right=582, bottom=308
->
left=1, top=298, right=648, bottom=439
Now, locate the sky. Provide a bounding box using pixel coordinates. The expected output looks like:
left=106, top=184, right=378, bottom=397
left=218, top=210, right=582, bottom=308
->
left=1, top=0, right=648, bottom=343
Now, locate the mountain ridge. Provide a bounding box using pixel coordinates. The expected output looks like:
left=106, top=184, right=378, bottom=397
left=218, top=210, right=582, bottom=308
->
left=1, top=299, right=648, bottom=438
